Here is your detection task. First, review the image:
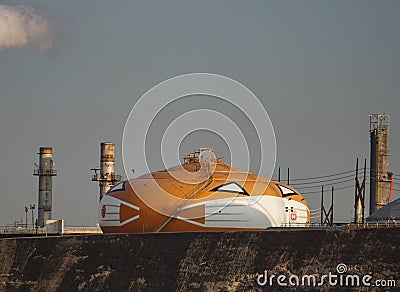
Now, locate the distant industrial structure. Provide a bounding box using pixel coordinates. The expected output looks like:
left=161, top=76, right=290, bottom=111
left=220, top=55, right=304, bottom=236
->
left=367, top=197, right=400, bottom=223
left=369, top=114, right=390, bottom=215
left=3, top=115, right=398, bottom=236
left=91, top=142, right=122, bottom=201
left=33, top=147, right=57, bottom=228
left=353, top=159, right=367, bottom=224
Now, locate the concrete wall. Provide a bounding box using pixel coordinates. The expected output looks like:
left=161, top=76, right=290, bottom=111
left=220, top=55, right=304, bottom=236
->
left=0, top=228, right=399, bottom=291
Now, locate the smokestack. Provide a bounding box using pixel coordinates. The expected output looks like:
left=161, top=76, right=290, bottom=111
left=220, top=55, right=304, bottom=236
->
left=369, top=114, right=390, bottom=215
left=33, top=147, right=57, bottom=228
left=92, top=142, right=122, bottom=201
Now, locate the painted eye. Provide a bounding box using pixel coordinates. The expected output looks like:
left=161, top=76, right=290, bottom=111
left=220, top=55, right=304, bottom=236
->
left=107, top=181, right=125, bottom=194
left=277, top=185, right=295, bottom=197
left=210, top=182, right=249, bottom=196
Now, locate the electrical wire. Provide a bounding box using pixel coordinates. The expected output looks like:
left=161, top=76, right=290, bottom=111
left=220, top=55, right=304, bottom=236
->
left=358, top=177, right=400, bottom=189
left=298, top=177, right=400, bottom=196
left=284, top=167, right=400, bottom=183
left=277, top=168, right=400, bottom=195
left=289, top=169, right=363, bottom=182
left=301, top=184, right=355, bottom=195
left=294, top=178, right=355, bottom=190
left=279, top=167, right=400, bottom=200
left=290, top=173, right=357, bottom=186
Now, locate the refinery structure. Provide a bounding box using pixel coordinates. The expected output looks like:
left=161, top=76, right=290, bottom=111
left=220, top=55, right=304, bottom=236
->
left=369, top=114, right=391, bottom=213
left=0, top=112, right=398, bottom=292
left=91, top=142, right=122, bottom=201
left=33, top=147, right=57, bottom=228
left=0, top=115, right=398, bottom=292
left=1, top=113, right=399, bottom=236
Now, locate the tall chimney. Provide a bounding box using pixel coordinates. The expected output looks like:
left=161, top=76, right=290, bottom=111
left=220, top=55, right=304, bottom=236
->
left=92, top=142, right=122, bottom=201
left=369, top=114, right=390, bottom=215
left=33, top=147, right=57, bottom=228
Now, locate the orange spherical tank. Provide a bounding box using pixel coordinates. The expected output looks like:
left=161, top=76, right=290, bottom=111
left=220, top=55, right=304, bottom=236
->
left=99, top=155, right=310, bottom=233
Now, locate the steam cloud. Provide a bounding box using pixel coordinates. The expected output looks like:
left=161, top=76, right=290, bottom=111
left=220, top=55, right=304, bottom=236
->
left=0, top=5, right=53, bottom=53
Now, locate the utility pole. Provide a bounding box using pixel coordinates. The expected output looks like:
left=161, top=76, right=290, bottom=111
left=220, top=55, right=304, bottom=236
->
left=321, top=186, right=334, bottom=227
left=354, top=158, right=367, bottom=223
left=320, top=186, right=324, bottom=226
left=330, top=186, right=334, bottom=226
left=24, top=206, right=28, bottom=228
left=30, top=204, right=35, bottom=229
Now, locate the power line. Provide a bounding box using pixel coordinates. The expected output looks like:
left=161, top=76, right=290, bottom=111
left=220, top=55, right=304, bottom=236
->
left=297, top=175, right=392, bottom=190
left=295, top=178, right=355, bottom=190
left=299, top=179, right=400, bottom=196
left=279, top=168, right=400, bottom=184
left=277, top=166, right=400, bottom=196
left=291, top=174, right=354, bottom=186
left=290, top=169, right=362, bottom=182
left=301, top=184, right=355, bottom=195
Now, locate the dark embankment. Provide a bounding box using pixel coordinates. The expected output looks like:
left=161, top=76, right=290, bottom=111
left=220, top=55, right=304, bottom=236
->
left=0, top=228, right=399, bottom=291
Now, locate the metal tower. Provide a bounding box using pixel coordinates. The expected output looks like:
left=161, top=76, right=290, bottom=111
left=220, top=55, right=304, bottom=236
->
left=92, top=142, right=122, bottom=201
left=33, top=147, right=57, bottom=228
left=354, top=158, right=367, bottom=223
left=369, top=114, right=390, bottom=215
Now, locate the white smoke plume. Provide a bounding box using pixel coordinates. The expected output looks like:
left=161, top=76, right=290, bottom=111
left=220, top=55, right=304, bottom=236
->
left=0, top=5, right=53, bottom=54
